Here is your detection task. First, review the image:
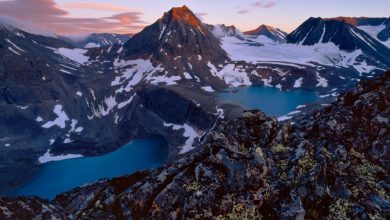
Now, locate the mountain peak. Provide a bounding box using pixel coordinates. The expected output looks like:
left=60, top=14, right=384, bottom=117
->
left=243, top=24, right=287, bottom=41
left=161, top=5, right=203, bottom=29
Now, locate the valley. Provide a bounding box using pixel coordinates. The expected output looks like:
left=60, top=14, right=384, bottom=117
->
left=0, top=4, right=389, bottom=219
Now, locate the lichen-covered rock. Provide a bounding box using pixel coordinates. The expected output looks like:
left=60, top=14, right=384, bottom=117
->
left=1, top=71, right=389, bottom=219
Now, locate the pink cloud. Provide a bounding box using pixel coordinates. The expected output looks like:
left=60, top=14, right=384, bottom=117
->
left=237, top=10, right=250, bottom=14
left=195, top=12, right=208, bottom=21
left=252, top=1, right=277, bottom=8
left=62, top=3, right=130, bottom=12
left=0, top=0, right=146, bottom=35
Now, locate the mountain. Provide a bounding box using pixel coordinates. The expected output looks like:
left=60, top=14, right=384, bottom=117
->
left=1, top=6, right=390, bottom=199
left=346, top=17, right=390, bottom=48
left=325, top=17, right=390, bottom=48
left=205, top=24, right=245, bottom=40
left=2, top=71, right=389, bottom=219
left=285, top=17, right=390, bottom=66
left=0, top=14, right=224, bottom=195
left=121, top=6, right=230, bottom=88
left=61, top=33, right=132, bottom=48
left=80, top=33, right=132, bottom=48
left=244, top=24, right=287, bottom=42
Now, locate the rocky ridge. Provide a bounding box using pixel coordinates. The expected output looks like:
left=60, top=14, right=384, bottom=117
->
left=243, top=24, right=287, bottom=42
left=1, top=71, right=389, bottom=219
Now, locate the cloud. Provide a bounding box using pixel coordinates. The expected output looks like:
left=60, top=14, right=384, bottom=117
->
left=237, top=10, right=250, bottom=15
left=62, top=3, right=130, bottom=12
left=0, top=0, right=146, bottom=35
left=195, top=12, right=208, bottom=21
left=251, top=1, right=277, bottom=8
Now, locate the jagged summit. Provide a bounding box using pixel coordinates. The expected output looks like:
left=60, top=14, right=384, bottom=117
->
left=163, top=5, right=204, bottom=30
left=325, top=16, right=389, bottom=26
left=244, top=24, right=287, bottom=42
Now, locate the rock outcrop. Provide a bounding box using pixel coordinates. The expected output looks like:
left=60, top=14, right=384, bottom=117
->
left=1, top=71, right=389, bottom=219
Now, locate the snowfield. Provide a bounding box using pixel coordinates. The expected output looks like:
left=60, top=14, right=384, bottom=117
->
left=38, top=149, right=83, bottom=164
left=220, top=36, right=380, bottom=74
left=55, top=48, right=89, bottom=64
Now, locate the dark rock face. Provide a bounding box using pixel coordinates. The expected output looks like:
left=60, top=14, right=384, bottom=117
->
left=286, top=17, right=390, bottom=66
left=2, top=71, right=389, bottom=219
left=243, top=25, right=287, bottom=42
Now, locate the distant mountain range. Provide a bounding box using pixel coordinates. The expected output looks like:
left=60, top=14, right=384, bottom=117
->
left=61, top=33, right=132, bottom=48
left=0, top=6, right=389, bottom=196
left=244, top=24, right=287, bottom=42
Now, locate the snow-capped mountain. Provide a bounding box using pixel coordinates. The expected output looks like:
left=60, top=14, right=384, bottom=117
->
left=244, top=24, right=287, bottom=42
left=205, top=24, right=245, bottom=40
left=286, top=17, right=390, bottom=66
left=337, top=17, right=390, bottom=48
left=62, top=33, right=132, bottom=48
left=0, top=14, right=222, bottom=194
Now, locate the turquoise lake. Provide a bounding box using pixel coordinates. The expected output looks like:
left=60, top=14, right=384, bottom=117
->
left=11, top=86, right=318, bottom=200
left=11, top=138, right=168, bottom=199
left=217, top=86, right=319, bottom=116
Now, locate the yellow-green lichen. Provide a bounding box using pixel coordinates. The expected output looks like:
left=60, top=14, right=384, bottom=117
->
left=215, top=203, right=261, bottom=220
left=271, top=144, right=289, bottom=154
left=184, top=181, right=200, bottom=192
left=327, top=199, right=350, bottom=220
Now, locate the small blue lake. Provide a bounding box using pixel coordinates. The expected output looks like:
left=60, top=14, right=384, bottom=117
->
left=218, top=86, right=319, bottom=116
left=11, top=138, right=168, bottom=199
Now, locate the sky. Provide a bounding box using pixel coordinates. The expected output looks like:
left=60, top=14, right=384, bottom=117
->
left=0, top=0, right=389, bottom=36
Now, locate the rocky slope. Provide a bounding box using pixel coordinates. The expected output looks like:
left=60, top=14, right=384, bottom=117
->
left=1, top=71, right=389, bottom=219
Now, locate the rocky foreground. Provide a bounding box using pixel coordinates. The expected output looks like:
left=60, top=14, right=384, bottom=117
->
left=1, top=71, right=390, bottom=219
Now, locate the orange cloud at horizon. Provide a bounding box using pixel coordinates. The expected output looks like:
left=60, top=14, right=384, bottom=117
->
left=0, top=0, right=147, bottom=35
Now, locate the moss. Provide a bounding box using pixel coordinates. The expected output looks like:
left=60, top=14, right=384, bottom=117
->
left=349, top=148, right=387, bottom=199
left=296, top=152, right=316, bottom=176
left=215, top=203, right=261, bottom=220
left=270, top=144, right=289, bottom=154
left=327, top=199, right=350, bottom=220
left=184, top=181, right=200, bottom=192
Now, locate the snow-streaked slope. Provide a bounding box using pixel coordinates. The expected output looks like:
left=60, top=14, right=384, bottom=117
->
left=358, top=25, right=390, bottom=48
left=220, top=36, right=379, bottom=74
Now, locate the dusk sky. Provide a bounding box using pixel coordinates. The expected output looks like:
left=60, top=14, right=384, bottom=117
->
left=0, top=0, right=389, bottom=36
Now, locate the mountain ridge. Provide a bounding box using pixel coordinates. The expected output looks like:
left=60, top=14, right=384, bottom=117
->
left=244, top=24, right=287, bottom=42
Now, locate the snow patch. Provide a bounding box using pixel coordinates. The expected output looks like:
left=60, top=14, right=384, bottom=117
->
left=38, top=149, right=83, bottom=164
left=55, top=48, right=89, bottom=64
left=207, top=62, right=252, bottom=87
left=164, top=123, right=200, bottom=154
left=201, top=86, right=215, bottom=92
left=293, top=78, right=303, bottom=88
left=42, top=105, right=69, bottom=129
